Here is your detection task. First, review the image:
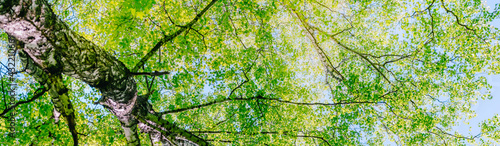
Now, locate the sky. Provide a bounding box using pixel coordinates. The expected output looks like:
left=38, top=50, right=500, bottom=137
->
left=448, top=0, right=500, bottom=145
left=0, top=0, right=498, bottom=145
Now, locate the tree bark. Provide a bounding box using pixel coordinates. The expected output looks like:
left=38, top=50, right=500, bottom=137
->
left=0, top=0, right=208, bottom=145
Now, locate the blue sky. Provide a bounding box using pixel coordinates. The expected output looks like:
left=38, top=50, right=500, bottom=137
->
left=450, top=0, right=500, bottom=144
left=0, top=0, right=498, bottom=145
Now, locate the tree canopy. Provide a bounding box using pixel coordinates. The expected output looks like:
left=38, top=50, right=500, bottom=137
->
left=0, top=0, right=499, bottom=145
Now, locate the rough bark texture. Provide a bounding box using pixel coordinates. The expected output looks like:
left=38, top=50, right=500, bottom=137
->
left=0, top=0, right=208, bottom=145
left=13, top=36, right=79, bottom=145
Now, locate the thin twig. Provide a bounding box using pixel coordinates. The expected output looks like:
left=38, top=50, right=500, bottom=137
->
left=130, top=71, right=170, bottom=76
left=0, top=87, right=47, bottom=118
left=132, top=0, right=218, bottom=72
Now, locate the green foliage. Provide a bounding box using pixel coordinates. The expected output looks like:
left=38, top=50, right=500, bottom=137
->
left=1, top=0, right=500, bottom=145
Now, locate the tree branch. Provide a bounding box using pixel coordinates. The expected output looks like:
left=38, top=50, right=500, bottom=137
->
left=287, top=4, right=393, bottom=84
left=190, top=130, right=331, bottom=146
left=440, top=0, right=485, bottom=42
left=130, top=71, right=170, bottom=76
left=131, top=0, right=218, bottom=72
left=227, top=52, right=259, bottom=98
left=435, top=127, right=482, bottom=140
left=206, top=139, right=233, bottom=143
left=135, top=113, right=210, bottom=145
left=159, top=95, right=382, bottom=115
left=0, top=87, right=47, bottom=118
left=287, top=6, right=345, bottom=82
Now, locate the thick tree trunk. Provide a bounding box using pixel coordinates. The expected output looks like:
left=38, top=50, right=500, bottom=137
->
left=0, top=0, right=208, bottom=145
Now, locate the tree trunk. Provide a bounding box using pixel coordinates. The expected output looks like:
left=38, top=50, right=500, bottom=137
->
left=0, top=0, right=208, bottom=145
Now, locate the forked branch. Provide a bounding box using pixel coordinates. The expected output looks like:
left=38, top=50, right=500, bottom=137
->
left=439, top=0, right=485, bottom=42
left=0, top=87, right=47, bottom=118
left=190, top=130, right=332, bottom=146
left=159, top=95, right=382, bottom=115
left=132, top=0, right=218, bottom=72
left=287, top=6, right=345, bottom=82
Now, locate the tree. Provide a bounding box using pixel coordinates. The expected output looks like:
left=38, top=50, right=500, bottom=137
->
left=0, top=0, right=499, bottom=145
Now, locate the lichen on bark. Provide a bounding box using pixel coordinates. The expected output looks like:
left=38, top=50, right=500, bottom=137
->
left=0, top=0, right=208, bottom=145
